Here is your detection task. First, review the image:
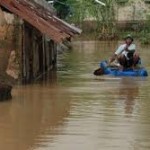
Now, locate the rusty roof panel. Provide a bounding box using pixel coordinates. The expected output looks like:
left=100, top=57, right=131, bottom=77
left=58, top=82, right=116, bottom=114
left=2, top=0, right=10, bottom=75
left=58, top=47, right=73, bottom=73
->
left=0, top=0, right=81, bottom=43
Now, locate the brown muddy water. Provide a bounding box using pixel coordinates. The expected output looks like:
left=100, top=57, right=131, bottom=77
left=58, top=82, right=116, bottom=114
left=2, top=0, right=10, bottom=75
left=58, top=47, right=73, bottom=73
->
left=1, top=41, right=150, bottom=150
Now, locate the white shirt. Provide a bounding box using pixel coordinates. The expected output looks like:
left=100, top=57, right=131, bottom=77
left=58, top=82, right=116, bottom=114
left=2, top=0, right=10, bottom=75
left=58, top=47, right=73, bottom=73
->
left=115, top=44, right=136, bottom=57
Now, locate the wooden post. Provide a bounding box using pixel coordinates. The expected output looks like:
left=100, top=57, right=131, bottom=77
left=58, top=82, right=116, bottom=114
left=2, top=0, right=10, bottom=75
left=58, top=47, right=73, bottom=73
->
left=0, top=84, right=12, bottom=101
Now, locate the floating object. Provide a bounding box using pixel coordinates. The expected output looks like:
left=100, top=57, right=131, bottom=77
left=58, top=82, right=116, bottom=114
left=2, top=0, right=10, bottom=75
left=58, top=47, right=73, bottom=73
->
left=94, top=61, right=148, bottom=77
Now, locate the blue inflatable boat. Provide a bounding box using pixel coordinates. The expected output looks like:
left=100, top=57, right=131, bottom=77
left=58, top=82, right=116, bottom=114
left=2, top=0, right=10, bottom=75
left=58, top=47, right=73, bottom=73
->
left=100, top=61, right=148, bottom=77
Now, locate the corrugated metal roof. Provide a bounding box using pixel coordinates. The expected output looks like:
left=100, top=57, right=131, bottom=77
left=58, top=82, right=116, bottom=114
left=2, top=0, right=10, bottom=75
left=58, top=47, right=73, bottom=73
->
left=0, top=0, right=81, bottom=43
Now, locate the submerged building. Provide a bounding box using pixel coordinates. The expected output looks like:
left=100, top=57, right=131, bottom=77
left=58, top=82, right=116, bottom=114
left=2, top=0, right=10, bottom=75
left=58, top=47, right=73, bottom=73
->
left=0, top=0, right=81, bottom=83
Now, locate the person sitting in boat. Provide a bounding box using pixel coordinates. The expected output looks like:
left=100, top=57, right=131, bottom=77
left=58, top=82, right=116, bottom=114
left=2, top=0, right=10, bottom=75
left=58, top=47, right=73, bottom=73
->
left=109, top=35, right=140, bottom=69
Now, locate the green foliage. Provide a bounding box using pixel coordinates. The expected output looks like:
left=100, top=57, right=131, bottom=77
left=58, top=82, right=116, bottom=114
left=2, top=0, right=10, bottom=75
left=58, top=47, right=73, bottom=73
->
left=139, top=14, right=150, bottom=45
left=139, top=31, right=150, bottom=45
left=65, top=0, right=117, bottom=36
left=45, top=0, right=71, bottom=19
left=45, top=0, right=117, bottom=36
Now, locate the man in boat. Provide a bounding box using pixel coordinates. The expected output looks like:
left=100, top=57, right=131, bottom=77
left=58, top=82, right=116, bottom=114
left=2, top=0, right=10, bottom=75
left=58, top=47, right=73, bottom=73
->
left=109, top=35, right=140, bottom=69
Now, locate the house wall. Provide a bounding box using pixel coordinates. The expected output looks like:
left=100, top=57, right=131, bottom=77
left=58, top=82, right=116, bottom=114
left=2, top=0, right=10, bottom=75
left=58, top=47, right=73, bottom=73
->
left=0, top=8, right=16, bottom=83
left=21, top=22, right=57, bottom=83
left=0, top=8, right=57, bottom=83
left=0, top=8, right=14, bottom=40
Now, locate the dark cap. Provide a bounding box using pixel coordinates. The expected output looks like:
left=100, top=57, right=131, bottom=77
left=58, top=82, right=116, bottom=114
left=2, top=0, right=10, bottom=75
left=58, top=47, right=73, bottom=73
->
left=124, top=34, right=134, bottom=41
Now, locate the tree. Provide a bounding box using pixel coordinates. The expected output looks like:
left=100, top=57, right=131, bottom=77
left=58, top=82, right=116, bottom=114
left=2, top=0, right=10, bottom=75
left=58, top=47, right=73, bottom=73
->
left=45, top=0, right=117, bottom=37
left=45, top=0, right=72, bottom=19
left=66, top=0, right=117, bottom=37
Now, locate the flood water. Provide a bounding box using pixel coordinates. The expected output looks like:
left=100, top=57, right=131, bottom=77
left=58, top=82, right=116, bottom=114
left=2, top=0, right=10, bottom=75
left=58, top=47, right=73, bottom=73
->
left=1, top=41, right=150, bottom=150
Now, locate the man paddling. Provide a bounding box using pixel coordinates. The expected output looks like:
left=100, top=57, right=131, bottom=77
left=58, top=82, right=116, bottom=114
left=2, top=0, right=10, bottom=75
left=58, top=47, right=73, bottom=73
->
left=109, top=35, right=140, bottom=69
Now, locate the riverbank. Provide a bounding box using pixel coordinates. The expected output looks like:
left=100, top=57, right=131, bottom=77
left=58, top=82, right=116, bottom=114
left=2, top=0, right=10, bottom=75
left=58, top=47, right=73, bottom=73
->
left=73, top=19, right=150, bottom=45
left=74, top=31, right=150, bottom=45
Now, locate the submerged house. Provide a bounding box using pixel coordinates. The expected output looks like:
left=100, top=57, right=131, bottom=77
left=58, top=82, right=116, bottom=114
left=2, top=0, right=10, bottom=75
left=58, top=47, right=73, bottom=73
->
left=0, top=0, right=81, bottom=83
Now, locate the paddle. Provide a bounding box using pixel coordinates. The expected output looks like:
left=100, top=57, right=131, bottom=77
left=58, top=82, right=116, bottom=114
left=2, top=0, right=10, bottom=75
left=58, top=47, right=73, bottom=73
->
left=93, top=60, right=120, bottom=76
left=93, top=67, right=104, bottom=76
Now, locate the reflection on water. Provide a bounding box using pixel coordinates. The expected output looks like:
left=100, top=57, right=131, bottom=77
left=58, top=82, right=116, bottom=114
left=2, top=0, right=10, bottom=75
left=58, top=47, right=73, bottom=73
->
left=118, top=78, right=139, bottom=114
left=0, top=41, right=150, bottom=150
left=0, top=81, right=71, bottom=150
